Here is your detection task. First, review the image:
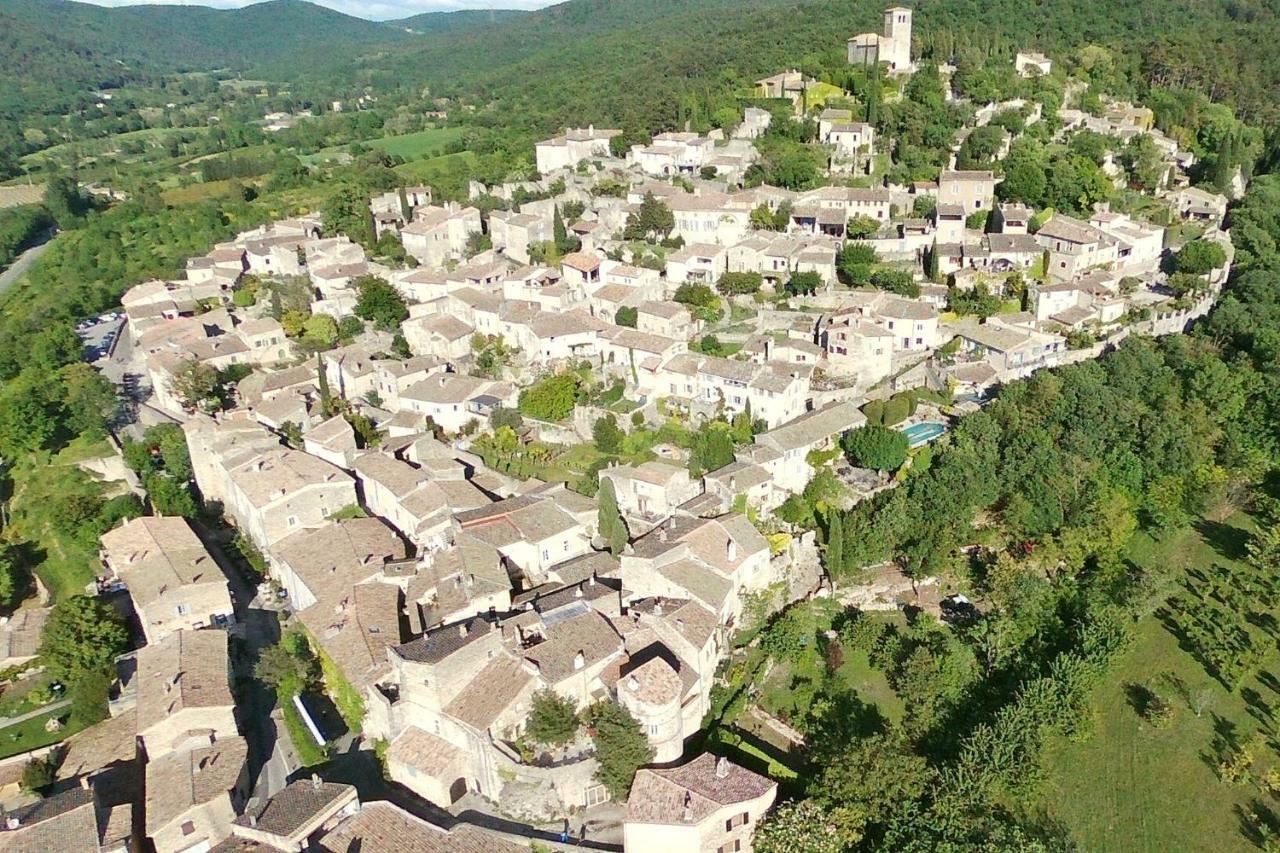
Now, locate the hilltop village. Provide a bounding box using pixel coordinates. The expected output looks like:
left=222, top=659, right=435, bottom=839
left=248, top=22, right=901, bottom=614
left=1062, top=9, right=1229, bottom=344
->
left=0, top=8, right=1238, bottom=852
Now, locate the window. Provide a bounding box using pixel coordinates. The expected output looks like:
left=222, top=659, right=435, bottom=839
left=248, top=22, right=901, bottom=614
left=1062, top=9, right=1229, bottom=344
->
left=175, top=603, right=190, bottom=617
left=181, top=821, right=196, bottom=836
left=542, top=549, right=550, bottom=561
left=287, top=516, right=298, bottom=527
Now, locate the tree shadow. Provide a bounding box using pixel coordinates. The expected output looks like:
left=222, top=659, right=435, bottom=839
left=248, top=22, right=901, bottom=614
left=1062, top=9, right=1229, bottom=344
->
left=1235, top=798, right=1280, bottom=849
left=1201, top=712, right=1242, bottom=773
left=1194, top=518, right=1252, bottom=562
left=1124, top=682, right=1157, bottom=719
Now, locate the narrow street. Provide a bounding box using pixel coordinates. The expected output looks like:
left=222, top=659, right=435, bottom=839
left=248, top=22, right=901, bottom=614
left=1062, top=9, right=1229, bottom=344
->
left=0, top=230, right=56, bottom=297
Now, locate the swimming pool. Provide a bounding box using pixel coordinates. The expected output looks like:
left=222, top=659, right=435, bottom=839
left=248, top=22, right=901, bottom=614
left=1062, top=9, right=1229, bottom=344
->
left=900, top=421, right=947, bottom=447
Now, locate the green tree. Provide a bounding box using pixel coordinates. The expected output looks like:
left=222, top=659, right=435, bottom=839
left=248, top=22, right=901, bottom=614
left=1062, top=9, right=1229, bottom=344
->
left=839, top=242, right=878, bottom=284
left=598, top=477, right=629, bottom=556
left=624, top=193, right=675, bottom=242
left=39, top=596, right=127, bottom=682
left=615, top=306, right=638, bottom=327
left=526, top=689, right=580, bottom=746
left=1174, top=239, right=1227, bottom=275
left=43, top=174, right=91, bottom=228
left=869, top=268, right=920, bottom=298
left=841, top=425, right=910, bottom=470
left=716, top=271, right=763, bottom=295
left=825, top=508, right=844, bottom=574
left=21, top=754, right=57, bottom=794
left=60, top=363, right=117, bottom=439
left=753, top=800, right=844, bottom=853
left=169, top=360, right=220, bottom=412
left=518, top=373, right=580, bottom=422
left=588, top=700, right=653, bottom=800
left=354, top=276, right=408, bottom=331
left=846, top=215, right=881, bottom=239
left=593, top=414, right=623, bottom=454
left=786, top=271, right=822, bottom=296
left=145, top=472, right=199, bottom=518
left=690, top=424, right=735, bottom=475
left=301, top=314, right=340, bottom=349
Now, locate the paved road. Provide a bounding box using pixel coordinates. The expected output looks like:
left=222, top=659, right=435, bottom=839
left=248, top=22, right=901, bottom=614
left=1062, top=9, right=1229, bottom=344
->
left=0, top=232, right=55, bottom=297
left=0, top=698, right=70, bottom=729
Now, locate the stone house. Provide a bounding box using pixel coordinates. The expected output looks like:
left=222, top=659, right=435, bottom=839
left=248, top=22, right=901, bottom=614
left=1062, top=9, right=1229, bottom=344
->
left=99, top=516, right=234, bottom=644
left=224, top=448, right=357, bottom=550
left=624, top=754, right=778, bottom=853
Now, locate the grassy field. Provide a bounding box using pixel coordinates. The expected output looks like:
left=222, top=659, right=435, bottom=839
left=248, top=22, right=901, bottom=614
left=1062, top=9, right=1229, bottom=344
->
left=6, top=438, right=121, bottom=601
left=393, top=151, right=478, bottom=199
left=366, top=127, right=465, bottom=160
left=0, top=706, right=84, bottom=760
left=1039, top=514, right=1270, bottom=853
left=305, top=127, right=466, bottom=166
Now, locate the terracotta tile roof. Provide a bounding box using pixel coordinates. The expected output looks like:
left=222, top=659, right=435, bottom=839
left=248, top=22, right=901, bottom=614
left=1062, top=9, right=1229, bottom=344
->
left=395, top=615, right=495, bottom=665
left=233, top=778, right=356, bottom=837
left=444, top=654, right=534, bottom=730
left=521, top=609, right=623, bottom=682
left=0, top=788, right=100, bottom=852
left=620, top=656, right=682, bottom=705
left=135, top=629, right=233, bottom=736
left=626, top=753, right=775, bottom=824
left=145, top=736, right=249, bottom=834
left=319, top=801, right=528, bottom=853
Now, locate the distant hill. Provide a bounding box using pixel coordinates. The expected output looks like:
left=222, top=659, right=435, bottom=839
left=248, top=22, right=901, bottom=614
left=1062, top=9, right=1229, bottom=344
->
left=0, top=0, right=412, bottom=74
left=393, top=8, right=530, bottom=34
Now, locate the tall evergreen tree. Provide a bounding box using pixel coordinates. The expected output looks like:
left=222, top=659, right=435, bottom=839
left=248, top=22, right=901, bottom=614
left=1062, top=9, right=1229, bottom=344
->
left=553, top=204, right=568, bottom=251
left=316, top=353, right=334, bottom=417
left=598, top=477, right=629, bottom=555
left=825, top=508, right=844, bottom=575
left=1214, top=131, right=1238, bottom=194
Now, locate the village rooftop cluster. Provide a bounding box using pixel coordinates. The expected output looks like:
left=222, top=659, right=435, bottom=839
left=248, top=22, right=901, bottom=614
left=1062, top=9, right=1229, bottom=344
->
left=0, top=9, right=1236, bottom=852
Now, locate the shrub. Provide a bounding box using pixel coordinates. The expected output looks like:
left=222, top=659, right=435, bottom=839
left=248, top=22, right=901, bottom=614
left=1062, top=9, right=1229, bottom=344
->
left=841, top=425, right=910, bottom=471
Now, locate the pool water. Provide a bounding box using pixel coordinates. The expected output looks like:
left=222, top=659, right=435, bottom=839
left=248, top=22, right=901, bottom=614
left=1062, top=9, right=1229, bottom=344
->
left=900, top=421, right=947, bottom=447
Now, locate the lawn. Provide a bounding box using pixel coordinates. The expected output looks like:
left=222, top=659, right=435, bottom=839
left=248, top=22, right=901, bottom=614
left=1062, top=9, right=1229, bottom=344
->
left=836, top=647, right=904, bottom=725
left=1039, top=514, right=1270, bottom=853
left=365, top=127, right=465, bottom=160
left=305, top=128, right=466, bottom=166
left=393, top=151, right=478, bottom=198
left=0, top=706, right=84, bottom=760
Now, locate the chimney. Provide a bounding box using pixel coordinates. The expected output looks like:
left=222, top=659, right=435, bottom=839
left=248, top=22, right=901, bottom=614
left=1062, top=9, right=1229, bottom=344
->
left=653, top=601, right=663, bottom=616
left=726, top=538, right=737, bottom=562
left=658, top=526, right=668, bottom=543
left=627, top=675, right=640, bottom=692
left=458, top=622, right=469, bottom=638
left=311, top=773, right=322, bottom=791
left=682, top=791, right=693, bottom=822
left=729, top=474, right=737, bottom=490
left=575, top=585, right=584, bottom=598
left=715, top=756, right=730, bottom=779
left=573, top=650, right=585, bottom=670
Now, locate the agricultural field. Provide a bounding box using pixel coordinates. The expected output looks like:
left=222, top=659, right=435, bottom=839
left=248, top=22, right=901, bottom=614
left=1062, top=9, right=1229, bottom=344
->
left=1040, top=514, right=1274, bottom=853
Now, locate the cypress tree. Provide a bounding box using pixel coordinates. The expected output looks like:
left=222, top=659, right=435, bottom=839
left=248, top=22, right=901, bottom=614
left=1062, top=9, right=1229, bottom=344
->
left=553, top=205, right=568, bottom=252
left=598, top=478, right=629, bottom=556
left=316, top=353, right=334, bottom=418
left=825, top=508, right=844, bottom=575
left=841, top=511, right=859, bottom=574
left=1214, top=132, right=1237, bottom=194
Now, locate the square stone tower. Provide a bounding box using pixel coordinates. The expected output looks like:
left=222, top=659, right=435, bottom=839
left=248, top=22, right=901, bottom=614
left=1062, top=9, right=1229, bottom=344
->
left=882, top=6, right=913, bottom=72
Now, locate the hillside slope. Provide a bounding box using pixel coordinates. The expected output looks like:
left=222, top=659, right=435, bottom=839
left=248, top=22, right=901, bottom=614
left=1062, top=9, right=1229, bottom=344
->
left=0, top=0, right=411, bottom=73
left=393, top=8, right=530, bottom=34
